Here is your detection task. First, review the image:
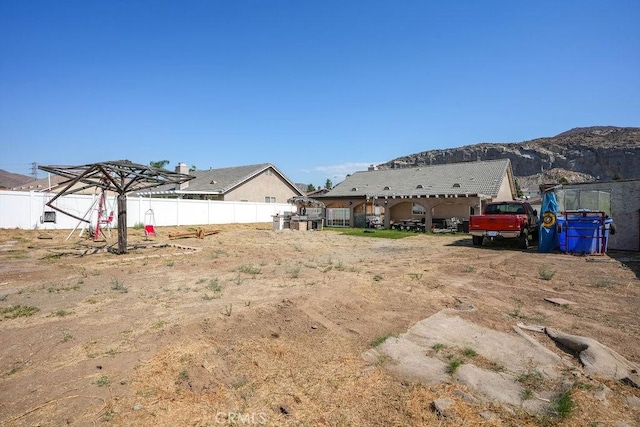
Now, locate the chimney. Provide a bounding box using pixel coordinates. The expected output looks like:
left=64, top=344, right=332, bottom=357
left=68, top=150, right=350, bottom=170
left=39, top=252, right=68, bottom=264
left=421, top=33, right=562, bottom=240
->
left=176, top=162, right=189, bottom=190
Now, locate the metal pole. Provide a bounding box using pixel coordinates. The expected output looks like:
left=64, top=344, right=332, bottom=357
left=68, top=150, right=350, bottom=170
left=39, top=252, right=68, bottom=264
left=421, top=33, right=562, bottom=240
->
left=94, top=189, right=105, bottom=241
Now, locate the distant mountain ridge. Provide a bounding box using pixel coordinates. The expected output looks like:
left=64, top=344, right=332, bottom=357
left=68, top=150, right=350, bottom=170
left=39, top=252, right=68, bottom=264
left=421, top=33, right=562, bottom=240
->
left=0, top=169, right=32, bottom=189
left=379, top=126, right=640, bottom=191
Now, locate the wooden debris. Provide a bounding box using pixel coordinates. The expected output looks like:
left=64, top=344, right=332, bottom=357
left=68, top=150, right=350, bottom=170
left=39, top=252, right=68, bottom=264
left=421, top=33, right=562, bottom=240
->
left=544, top=297, right=577, bottom=306
left=168, top=229, right=220, bottom=240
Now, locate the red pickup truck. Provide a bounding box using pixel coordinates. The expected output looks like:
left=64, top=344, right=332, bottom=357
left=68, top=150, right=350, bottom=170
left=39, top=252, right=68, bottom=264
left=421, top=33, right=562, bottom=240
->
left=469, top=201, right=539, bottom=249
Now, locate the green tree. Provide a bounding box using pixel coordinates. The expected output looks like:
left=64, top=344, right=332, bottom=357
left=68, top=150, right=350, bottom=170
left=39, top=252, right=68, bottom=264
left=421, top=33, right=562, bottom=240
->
left=150, top=160, right=170, bottom=169
left=514, top=178, right=524, bottom=198
left=307, top=183, right=316, bottom=192
left=325, top=178, right=333, bottom=190
left=613, top=172, right=623, bottom=181
left=189, top=165, right=197, bottom=172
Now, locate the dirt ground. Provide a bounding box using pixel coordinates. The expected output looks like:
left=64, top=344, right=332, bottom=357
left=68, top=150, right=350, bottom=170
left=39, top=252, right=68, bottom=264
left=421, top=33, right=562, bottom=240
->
left=1, top=224, right=639, bottom=426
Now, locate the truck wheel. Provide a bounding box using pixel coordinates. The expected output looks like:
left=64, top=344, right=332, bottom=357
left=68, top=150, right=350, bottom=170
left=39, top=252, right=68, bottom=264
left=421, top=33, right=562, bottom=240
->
left=531, top=228, right=539, bottom=243
left=518, top=230, right=529, bottom=249
left=472, top=236, right=484, bottom=246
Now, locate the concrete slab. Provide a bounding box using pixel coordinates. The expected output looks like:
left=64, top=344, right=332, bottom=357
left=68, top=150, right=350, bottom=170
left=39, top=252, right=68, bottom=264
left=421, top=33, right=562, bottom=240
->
left=363, top=309, right=566, bottom=414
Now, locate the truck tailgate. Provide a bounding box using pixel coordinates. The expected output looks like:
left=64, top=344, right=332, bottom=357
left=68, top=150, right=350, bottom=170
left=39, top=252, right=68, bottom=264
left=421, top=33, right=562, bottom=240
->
left=470, top=215, right=520, bottom=232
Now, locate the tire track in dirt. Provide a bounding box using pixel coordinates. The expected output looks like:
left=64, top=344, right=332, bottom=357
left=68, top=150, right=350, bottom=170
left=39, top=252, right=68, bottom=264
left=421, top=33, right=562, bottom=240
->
left=298, top=304, right=360, bottom=339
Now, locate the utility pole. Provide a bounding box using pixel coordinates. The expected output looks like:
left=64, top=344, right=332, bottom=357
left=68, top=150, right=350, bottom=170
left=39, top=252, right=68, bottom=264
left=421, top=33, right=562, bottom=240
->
left=30, top=162, right=38, bottom=180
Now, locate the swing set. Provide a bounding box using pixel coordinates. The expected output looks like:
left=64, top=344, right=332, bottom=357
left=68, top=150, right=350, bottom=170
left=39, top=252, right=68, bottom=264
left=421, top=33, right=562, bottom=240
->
left=38, top=160, right=194, bottom=254
left=144, top=208, right=156, bottom=238
left=40, top=197, right=57, bottom=226
left=39, top=174, right=59, bottom=227
left=90, top=186, right=116, bottom=240
left=65, top=185, right=116, bottom=241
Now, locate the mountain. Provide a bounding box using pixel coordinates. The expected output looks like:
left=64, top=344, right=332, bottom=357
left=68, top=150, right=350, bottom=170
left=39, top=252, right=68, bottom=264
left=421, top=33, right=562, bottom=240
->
left=0, top=169, right=33, bottom=189
left=378, top=126, right=640, bottom=192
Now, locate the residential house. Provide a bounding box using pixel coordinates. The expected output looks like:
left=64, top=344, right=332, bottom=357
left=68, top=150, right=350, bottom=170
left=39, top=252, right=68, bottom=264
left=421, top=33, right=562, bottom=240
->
left=317, top=159, right=516, bottom=229
left=11, top=174, right=95, bottom=194
left=136, top=163, right=304, bottom=203
left=306, top=187, right=331, bottom=197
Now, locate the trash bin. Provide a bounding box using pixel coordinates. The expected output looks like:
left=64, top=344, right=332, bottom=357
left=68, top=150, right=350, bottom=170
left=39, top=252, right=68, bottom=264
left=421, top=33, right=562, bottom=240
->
left=272, top=215, right=284, bottom=231
left=557, top=216, right=567, bottom=252
left=558, top=211, right=611, bottom=254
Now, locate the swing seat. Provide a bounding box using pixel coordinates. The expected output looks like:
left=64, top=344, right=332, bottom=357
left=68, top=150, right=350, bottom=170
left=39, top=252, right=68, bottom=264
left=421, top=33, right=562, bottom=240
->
left=41, top=211, right=57, bottom=224
left=144, top=224, right=156, bottom=237
left=144, top=208, right=156, bottom=238
left=105, top=212, right=115, bottom=236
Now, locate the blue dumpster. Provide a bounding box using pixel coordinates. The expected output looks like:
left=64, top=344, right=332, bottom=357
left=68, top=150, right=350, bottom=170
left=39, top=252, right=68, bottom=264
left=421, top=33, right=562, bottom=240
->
left=558, top=211, right=611, bottom=254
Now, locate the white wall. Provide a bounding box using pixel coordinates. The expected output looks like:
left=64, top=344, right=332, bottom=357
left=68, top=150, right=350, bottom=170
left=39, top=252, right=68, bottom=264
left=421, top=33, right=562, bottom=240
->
left=0, top=191, right=294, bottom=230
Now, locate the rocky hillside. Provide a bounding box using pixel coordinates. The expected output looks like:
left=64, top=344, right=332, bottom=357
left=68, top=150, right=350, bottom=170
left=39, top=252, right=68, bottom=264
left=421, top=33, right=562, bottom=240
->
left=0, top=169, right=32, bottom=189
left=379, top=126, right=640, bottom=191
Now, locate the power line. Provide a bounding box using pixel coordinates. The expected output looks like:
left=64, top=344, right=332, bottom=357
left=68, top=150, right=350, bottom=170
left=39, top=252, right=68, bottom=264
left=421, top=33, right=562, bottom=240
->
left=31, top=162, right=39, bottom=179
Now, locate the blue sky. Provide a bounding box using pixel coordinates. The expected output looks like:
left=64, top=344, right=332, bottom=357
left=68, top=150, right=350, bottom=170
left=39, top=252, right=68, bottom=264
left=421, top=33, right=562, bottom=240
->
left=1, top=1, right=638, bottom=187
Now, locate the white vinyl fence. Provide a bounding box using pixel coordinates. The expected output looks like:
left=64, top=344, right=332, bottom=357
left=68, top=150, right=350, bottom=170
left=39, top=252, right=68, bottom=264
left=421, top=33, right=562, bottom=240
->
left=0, top=190, right=295, bottom=230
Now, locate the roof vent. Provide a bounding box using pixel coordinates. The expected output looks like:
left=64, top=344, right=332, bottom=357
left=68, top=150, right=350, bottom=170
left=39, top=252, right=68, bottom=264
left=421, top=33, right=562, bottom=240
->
left=383, top=186, right=391, bottom=190
left=210, top=180, right=217, bottom=185
left=416, top=184, right=424, bottom=189
left=453, top=183, right=461, bottom=188
left=351, top=187, right=358, bottom=191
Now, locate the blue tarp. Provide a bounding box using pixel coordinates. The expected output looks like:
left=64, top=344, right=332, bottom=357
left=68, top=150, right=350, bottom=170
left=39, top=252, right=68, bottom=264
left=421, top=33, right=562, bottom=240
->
left=538, top=191, right=560, bottom=253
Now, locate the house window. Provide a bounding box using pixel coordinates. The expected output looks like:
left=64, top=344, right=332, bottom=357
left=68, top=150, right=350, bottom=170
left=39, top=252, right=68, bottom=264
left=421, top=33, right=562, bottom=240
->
left=265, top=196, right=276, bottom=203
left=412, top=203, right=426, bottom=215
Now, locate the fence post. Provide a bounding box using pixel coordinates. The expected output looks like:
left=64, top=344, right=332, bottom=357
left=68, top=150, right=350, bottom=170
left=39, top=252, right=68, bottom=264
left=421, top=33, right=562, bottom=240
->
left=176, top=197, right=180, bottom=226
left=29, top=191, right=34, bottom=229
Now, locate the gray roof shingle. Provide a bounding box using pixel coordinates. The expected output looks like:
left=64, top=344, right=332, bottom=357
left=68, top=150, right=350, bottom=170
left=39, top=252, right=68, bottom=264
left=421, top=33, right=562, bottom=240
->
left=138, top=163, right=302, bottom=196
left=322, top=159, right=512, bottom=199
left=183, top=163, right=272, bottom=193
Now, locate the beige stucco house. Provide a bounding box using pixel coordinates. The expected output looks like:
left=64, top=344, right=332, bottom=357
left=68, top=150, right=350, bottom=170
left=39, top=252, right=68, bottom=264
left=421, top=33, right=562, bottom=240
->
left=317, top=159, right=516, bottom=229
left=136, top=163, right=304, bottom=203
